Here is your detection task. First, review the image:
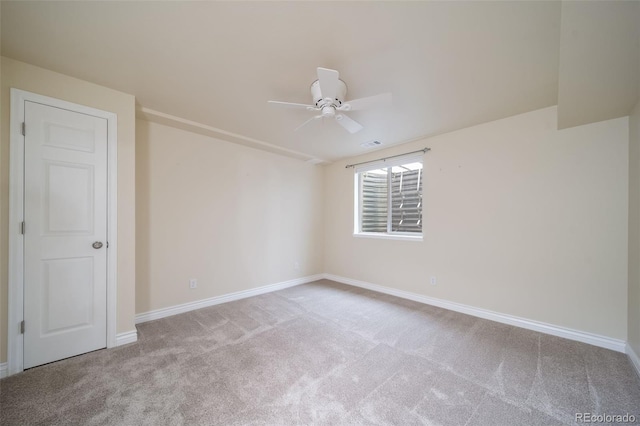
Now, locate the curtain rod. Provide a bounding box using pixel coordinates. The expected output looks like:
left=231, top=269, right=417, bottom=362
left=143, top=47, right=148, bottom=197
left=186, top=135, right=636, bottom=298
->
left=345, top=148, right=430, bottom=169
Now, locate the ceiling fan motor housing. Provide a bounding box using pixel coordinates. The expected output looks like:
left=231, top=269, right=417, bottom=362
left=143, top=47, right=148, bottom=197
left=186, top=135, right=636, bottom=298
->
left=311, top=79, right=347, bottom=108
left=267, top=66, right=386, bottom=134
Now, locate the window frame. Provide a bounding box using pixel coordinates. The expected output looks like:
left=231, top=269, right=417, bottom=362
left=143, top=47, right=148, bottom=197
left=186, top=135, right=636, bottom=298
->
left=353, top=153, right=424, bottom=241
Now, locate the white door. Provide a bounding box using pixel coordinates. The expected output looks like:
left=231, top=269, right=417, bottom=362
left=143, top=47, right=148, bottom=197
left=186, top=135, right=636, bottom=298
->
left=23, top=100, right=108, bottom=369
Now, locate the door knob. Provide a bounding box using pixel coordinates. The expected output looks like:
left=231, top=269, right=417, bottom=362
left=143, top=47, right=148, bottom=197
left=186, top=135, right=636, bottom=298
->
left=92, top=241, right=103, bottom=249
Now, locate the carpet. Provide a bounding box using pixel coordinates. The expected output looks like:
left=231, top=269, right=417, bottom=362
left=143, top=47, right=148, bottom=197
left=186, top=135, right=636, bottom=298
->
left=1, top=279, right=639, bottom=425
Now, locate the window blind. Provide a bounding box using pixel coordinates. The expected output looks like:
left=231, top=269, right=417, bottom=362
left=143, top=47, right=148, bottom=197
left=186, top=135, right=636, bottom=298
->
left=359, top=161, right=423, bottom=234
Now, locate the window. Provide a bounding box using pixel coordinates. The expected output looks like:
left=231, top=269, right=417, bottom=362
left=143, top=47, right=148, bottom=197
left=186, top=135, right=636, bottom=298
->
left=354, top=155, right=423, bottom=239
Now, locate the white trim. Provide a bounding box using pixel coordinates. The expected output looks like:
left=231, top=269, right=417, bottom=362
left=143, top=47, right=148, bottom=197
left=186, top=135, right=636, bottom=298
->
left=353, top=232, right=423, bottom=242
left=0, top=362, right=7, bottom=379
left=8, top=89, right=26, bottom=377
left=323, top=273, right=627, bottom=353
left=627, top=343, right=640, bottom=379
left=354, top=173, right=360, bottom=234
left=136, top=274, right=324, bottom=324
left=116, top=330, right=138, bottom=346
left=106, top=111, right=118, bottom=349
left=8, top=89, right=118, bottom=377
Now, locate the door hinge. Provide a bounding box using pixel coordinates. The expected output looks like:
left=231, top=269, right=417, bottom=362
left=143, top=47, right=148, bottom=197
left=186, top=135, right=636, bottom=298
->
left=21, top=122, right=25, bottom=136
left=20, top=320, right=25, bottom=334
left=20, top=221, right=25, bottom=235
left=106, top=241, right=109, bottom=248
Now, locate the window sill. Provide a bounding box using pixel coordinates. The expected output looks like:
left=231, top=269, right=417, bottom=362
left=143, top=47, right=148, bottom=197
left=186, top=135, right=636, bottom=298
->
left=353, top=232, right=423, bottom=242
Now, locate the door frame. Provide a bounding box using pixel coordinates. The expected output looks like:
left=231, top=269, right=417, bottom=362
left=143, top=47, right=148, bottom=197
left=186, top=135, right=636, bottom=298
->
left=8, top=88, right=118, bottom=376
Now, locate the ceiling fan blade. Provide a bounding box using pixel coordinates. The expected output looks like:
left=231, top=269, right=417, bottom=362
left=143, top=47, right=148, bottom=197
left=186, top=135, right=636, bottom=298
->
left=317, top=67, right=339, bottom=101
left=335, top=114, right=363, bottom=134
left=294, top=115, right=321, bottom=132
left=268, top=100, right=316, bottom=110
left=340, top=93, right=392, bottom=111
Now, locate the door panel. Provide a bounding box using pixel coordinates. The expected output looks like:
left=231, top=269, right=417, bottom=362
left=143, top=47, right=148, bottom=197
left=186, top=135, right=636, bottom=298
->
left=41, top=257, right=94, bottom=334
left=45, top=162, right=94, bottom=233
left=24, top=101, right=108, bottom=369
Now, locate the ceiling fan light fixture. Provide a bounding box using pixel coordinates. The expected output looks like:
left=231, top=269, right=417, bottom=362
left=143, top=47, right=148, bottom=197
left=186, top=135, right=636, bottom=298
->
left=322, top=106, right=336, bottom=117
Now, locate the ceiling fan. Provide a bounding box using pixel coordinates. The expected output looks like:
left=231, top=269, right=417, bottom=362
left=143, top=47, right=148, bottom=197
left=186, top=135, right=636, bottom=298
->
left=268, top=67, right=392, bottom=134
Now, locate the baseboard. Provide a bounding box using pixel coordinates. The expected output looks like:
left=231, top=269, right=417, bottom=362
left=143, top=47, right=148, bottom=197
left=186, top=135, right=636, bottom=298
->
left=135, top=274, right=324, bottom=324
left=115, top=330, right=138, bottom=346
left=323, top=273, right=627, bottom=353
left=627, top=343, right=640, bottom=378
left=0, top=335, right=136, bottom=379
left=133, top=272, right=628, bottom=354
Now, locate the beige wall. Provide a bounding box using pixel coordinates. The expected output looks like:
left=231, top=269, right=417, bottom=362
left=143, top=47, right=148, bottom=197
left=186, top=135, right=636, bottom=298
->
left=0, top=57, right=634, bottom=363
left=0, top=57, right=137, bottom=362
left=324, top=106, right=629, bottom=340
left=629, top=100, right=640, bottom=355
left=135, top=119, right=324, bottom=314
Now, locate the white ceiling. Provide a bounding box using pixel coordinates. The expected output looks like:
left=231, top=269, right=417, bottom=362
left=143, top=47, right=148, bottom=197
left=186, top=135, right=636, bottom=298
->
left=1, top=1, right=638, bottom=162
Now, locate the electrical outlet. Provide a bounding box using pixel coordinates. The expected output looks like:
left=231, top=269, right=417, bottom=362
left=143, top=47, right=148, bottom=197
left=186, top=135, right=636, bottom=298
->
left=430, top=276, right=437, bottom=286
left=189, top=279, right=197, bottom=289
